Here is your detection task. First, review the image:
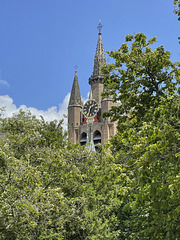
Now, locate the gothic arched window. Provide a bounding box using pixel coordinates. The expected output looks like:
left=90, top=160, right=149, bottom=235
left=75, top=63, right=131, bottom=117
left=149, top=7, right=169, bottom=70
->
left=80, top=132, right=87, bottom=146
left=93, top=130, right=101, bottom=146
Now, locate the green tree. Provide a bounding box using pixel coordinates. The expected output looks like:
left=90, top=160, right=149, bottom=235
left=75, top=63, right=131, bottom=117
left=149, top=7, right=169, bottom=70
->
left=0, top=111, right=69, bottom=239
left=102, top=33, right=180, bottom=124
left=109, top=96, right=180, bottom=239
left=101, top=33, right=180, bottom=239
left=0, top=111, right=123, bottom=239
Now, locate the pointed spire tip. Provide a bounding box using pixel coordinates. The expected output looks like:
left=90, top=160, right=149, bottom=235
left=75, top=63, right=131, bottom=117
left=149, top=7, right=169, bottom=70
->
left=74, top=65, right=78, bottom=72
left=97, top=20, right=103, bottom=34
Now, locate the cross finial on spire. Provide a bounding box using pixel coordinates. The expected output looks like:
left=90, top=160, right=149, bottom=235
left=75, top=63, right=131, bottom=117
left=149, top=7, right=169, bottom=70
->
left=74, top=65, right=78, bottom=72
left=97, top=19, right=103, bottom=34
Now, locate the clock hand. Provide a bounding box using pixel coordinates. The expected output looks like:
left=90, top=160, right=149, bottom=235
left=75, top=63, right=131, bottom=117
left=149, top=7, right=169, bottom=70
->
left=87, top=106, right=91, bottom=116
left=90, top=105, right=95, bottom=115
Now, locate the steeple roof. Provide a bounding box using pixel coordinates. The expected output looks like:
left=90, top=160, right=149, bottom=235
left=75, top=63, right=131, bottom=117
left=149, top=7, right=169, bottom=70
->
left=89, top=31, right=106, bottom=85
left=68, top=71, right=82, bottom=106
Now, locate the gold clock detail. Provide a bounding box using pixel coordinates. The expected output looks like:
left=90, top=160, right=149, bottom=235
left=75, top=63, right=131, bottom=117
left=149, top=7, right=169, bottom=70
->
left=83, top=100, right=99, bottom=118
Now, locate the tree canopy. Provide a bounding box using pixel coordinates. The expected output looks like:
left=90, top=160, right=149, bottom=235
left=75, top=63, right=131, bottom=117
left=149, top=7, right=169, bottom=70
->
left=102, top=33, right=180, bottom=123
left=101, top=33, right=180, bottom=239
left=0, top=111, right=122, bottom=239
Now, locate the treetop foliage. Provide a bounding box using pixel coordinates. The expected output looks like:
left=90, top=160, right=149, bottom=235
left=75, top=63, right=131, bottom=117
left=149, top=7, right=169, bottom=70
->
left=102, top=33, right=180, bottom=124
left=174, top=0, right=180, bottom=42
left=0, top=111, right=123, bottom=239
left=174, top=0, right=180, bottom=21
left=101, top=32, right=180, bottom=239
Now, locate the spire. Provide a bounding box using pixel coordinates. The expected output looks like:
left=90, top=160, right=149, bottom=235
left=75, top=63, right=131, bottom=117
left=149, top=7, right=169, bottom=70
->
left=68, top=70, right=82, bottom=106
left=89, top=21, right=106, bottom=85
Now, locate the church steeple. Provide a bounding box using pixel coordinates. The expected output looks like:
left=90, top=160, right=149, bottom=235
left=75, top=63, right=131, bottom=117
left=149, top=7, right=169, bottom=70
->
left=88, top=21, right=106, bottom=104
left=89, top=21, right=106, bottom=85
left=68, top=70, right=81, bottom=106
left=67, top=22, right=117, bottom=146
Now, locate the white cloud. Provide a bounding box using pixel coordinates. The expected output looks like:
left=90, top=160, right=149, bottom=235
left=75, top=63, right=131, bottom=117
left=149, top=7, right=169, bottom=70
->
left=0, top=79, right=9, bottom=87
left=0, top=93, right=70, bottom=129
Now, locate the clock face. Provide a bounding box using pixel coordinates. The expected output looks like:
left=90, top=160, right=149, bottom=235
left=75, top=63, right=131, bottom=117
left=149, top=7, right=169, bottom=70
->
left=83, top=100, right=99, bottom=118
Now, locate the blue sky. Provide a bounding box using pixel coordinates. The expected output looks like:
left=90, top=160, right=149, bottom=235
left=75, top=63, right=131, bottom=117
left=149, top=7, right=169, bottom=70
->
left=0, top=0, right=179, bottom=124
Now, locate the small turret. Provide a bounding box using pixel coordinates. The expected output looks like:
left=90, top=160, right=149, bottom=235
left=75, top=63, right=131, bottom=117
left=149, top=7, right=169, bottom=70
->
left=68, top=70, right=82, bottom=143
left=68, top=70, right=81, bottom=107
left=101, top=89, right=114, bottom=122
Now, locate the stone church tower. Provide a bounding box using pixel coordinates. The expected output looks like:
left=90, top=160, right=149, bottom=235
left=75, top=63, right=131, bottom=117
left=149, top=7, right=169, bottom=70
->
left=68, top=23, right=117, bottom=147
